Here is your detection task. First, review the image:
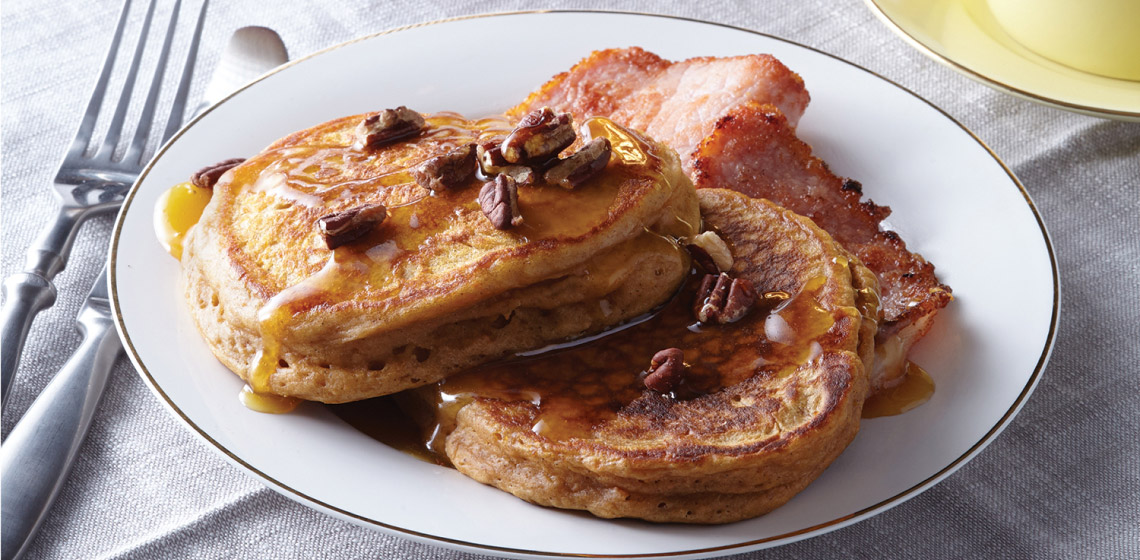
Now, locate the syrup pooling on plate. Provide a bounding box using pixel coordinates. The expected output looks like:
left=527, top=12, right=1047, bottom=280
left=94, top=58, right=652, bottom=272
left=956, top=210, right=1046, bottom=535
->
left=862, top=361, right=934, bottom=418
left=154, top=182, right=212, bottom=260
left=238, top=384, right=303, bottom=414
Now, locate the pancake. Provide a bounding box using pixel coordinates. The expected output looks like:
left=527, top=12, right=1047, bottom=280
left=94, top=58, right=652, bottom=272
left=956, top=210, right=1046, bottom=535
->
left=404, top=188, right=879, bottom=523
left=181, top=112, right=699, bottom=403
left=509, top=47, right=951, bottom=391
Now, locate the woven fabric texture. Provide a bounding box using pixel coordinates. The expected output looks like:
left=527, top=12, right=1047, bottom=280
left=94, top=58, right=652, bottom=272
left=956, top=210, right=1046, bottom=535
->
left=2, top=1, right=1137, bottom=558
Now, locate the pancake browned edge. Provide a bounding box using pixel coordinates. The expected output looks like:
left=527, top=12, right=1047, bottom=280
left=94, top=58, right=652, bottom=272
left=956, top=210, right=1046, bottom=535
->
left=404, top=188, right=880, bottom=524
left=180, top=113, right=699, bottom=403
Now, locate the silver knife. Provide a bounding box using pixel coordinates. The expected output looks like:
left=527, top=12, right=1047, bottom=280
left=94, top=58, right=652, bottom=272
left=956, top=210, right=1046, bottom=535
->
left=0, top=266, right=118, bottom=560
left=0, top=27, right=288, bottom=560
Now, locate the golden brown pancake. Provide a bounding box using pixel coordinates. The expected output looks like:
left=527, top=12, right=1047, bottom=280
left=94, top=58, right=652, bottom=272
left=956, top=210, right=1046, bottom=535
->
left=509, top=48, right=951, bottom=391
left=181, top=113, right=699, bottom=402
left=403, top=188, right=879, bottom=523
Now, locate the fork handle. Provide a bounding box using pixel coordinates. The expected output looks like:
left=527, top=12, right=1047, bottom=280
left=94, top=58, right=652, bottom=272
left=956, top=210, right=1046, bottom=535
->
left=0, top=308, right=121, bottom=560
left=0, top=205, right=105, bottom=406
left=0, top=273, right=57, bottom=406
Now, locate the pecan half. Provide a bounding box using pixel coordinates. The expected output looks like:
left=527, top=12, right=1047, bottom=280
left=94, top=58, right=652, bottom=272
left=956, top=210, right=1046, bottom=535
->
left=355, top=106, right=425, bottom=149
left=543, top=137, right=612, bottom=189
left=191, top=158, right=245, bottom=189
left=694, top=273, right=756, bottom=324
left=685, top=231, right=733, bottom=273
left=410, top=143, right=477, bottom=192
left=644, top=348, right=686, bottom=393
left=478, top=174, right=523, bottom=230
left=317, top=203, right=387, bottom=249
left=501, top=107, right=576, bottom=164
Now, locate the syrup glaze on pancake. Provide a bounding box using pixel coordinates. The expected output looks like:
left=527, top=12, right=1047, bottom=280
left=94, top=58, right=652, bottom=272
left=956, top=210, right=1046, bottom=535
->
left=510, top=47, right=951, bottom=391
left=181, top=113, right=699, bottom=402
left=400, top=189, right=879, bottom=523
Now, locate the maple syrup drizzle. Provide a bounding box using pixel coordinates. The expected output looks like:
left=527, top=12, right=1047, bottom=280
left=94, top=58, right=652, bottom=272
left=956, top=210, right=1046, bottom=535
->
left=329, top=264, right=842, bottom=463
left=335, top=231, right=692, bottom=458
left=862, top=361, right=935, bottom=418
left=238, top=384, right=301, bottom=414
left=248, top=116, right=671, bottom=403
left=153, top=180, right=305, bottom=412
left=159, top=113, right=936, bottom=429
left=154, top=181, right=212, bottom=260
left=161, top=113, right=685, bottom=414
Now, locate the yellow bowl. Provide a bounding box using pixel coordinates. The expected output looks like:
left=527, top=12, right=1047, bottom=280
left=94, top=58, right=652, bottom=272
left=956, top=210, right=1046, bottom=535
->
left=987, top=0, right=1140, bottom=81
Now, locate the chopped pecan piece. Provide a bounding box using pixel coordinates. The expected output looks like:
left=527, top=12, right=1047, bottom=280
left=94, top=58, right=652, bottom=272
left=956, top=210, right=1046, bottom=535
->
left=191, top=158, right=245, bottom=189
left=685, top=231, right=733, bottom=273
left=478, top=174, right=523, bottom=230
left=410, top=143, right=477, bottom=192
left=476, top=139, right=510, bottom=173
left=643, top=348, right=686, bottom=393
left=694, top=272, right=756, bottom=324
left=317, top=203, right=388, bottom=249
left=543, top=137, right=611, bottom=189
left=499, top=165, right=539, bottom=186
left=476, top=140, right=540, bottom=185
left=686, top=243, right=719, bottom=275
left=355, top=106, right=425, bottom=149
left=501, top=107, right=576, bottom=164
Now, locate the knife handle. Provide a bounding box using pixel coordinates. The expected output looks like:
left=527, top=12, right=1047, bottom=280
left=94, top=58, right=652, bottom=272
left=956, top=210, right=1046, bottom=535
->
left=0, top=305, right=121, bottom=560
left=0, top=205, right=98, bottom=407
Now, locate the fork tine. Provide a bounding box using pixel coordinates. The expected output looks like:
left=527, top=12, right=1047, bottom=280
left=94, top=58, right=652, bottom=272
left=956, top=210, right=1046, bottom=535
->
left=161, top=0, right=209, bottom=145
left=95, top=0, right=158, bottom=159
left=68, top=0, right=133, bottom=158
left=124, top=0, right=183, bottom=166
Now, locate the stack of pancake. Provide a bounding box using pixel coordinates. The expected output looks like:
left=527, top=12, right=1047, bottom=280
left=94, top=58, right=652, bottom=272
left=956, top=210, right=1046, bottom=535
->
left=179, top=48, right=949, bottom=524
left=182, top=113, right=698, bottom=402
left=404, top=189, right=879, bottom=523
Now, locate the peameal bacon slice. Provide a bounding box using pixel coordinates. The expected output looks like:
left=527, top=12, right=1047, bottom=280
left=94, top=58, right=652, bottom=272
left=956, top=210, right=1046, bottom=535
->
left=509, top=47, right=811, bottom=176
left=510, top=47, right=952, bottom=391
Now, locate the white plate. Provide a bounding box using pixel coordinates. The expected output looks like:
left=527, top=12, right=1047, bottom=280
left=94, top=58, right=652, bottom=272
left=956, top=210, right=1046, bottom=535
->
left=865, top=0, right=1140, bottom=121
left=110, top=11, right=1058, bottom=559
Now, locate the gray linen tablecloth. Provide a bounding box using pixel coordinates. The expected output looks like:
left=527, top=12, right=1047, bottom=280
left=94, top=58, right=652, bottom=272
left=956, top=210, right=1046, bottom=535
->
left=3, top=0, right=1137, bottom=558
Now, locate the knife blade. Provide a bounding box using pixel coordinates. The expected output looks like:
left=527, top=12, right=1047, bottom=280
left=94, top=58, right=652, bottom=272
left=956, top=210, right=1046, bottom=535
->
left=196, top=26, right=288, bottom=114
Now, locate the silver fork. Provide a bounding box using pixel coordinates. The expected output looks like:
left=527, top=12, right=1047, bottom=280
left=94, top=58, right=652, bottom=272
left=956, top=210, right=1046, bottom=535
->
left=0, top=0, right=206, bottom=407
